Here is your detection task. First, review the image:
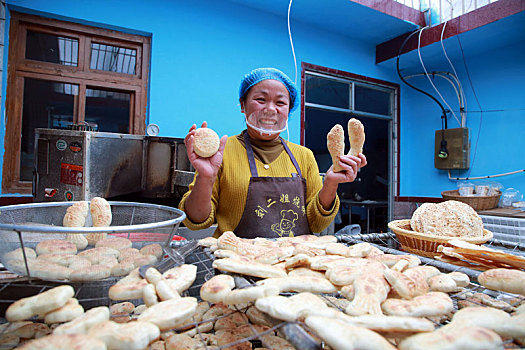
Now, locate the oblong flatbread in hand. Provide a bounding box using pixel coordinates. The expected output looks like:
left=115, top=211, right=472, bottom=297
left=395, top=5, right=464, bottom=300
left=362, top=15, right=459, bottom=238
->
left=327, top=124, right=345, bottom=172
left=347, top=118, right=365, bottom=156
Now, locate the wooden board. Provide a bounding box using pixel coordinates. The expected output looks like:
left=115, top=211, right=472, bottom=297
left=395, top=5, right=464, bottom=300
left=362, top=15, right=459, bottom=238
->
left=477, top=207, right=525, bottom=219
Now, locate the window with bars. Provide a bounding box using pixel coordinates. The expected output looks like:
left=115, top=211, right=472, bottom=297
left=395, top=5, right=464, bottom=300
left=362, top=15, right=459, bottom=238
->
left=90, top=43, right=137, bottom=74
left=3, top=11, right=151, bottom=193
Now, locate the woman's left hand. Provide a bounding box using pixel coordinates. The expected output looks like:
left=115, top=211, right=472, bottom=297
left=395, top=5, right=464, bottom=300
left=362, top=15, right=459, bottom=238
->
left=325, top=153, right=367, bottom=184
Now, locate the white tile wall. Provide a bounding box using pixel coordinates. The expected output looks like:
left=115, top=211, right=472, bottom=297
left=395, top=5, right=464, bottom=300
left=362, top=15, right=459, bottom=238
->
left=480, top=215, right=525, bottom=244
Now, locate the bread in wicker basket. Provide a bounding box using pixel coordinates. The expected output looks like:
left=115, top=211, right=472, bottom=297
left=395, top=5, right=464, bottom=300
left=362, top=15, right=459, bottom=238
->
left=441, top=190, right=501, bottom=211
left=388, top=219, right=493, bottom=258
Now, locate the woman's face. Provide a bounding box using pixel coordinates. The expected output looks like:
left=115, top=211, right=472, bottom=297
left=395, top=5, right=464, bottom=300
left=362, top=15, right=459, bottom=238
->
left=241, top=79, right=290, bottom=141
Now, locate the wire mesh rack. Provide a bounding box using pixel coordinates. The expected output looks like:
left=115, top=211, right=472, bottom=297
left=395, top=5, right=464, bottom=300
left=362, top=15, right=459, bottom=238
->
left=0, top=241, right=194, bottom=319
left=0, top=201, right=186, bottom=282
left=174, top=246, right=325, bottom=350
left=147, top=233, right=525, bottom=349
left=1, top=229, right=525, bottom=349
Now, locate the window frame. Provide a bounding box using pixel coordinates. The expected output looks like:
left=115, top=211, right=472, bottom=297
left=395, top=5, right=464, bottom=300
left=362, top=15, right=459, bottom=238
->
left=304, top=70, right=395, bottom=119
left=300, top=62, right=400, bottom=224
left=3, top=11, right=151, bottom=193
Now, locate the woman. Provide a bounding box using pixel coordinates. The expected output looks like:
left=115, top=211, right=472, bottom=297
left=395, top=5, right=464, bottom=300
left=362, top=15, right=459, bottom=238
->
left=179, top=68, right=366, bottom=238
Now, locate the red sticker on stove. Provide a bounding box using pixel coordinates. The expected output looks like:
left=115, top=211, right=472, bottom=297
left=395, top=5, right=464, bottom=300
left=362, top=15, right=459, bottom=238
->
left=44, top=188, right=57, bottom=197
left=69, top=142, right=82, bottom=153
left=60, top=163, right=83, bottom=186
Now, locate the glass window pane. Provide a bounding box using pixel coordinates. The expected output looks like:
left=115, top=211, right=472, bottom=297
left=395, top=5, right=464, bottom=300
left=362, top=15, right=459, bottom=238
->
left=20, top=78, right=78, bottom=181
left=85, top=88, right=131, bottom=133
left=355, top=85, right=391, bottom=115
left=305, top=107, right=390, bottom=201
left=90, top=43, right=137, bottom=74
left=305, top=107, right=350, bottom=157
left=305, top=75, right=349, bottom=109
left=25, top=30, right=78, bottom=66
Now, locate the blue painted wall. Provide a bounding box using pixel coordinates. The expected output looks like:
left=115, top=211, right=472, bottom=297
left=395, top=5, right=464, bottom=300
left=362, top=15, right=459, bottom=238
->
left=398, top=32, right=525, bottom=199
left=2, top=0, right=524, bottom=200
left=5, top=0, right=385, bottom=142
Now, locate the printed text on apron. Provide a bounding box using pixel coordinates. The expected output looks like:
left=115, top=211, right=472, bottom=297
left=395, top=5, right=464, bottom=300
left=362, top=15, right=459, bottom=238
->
left=234, top=131, right=310, bottom=238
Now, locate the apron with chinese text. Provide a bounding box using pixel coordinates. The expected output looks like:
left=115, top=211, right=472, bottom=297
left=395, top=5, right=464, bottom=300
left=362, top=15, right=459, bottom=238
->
left=234, top=131, right=310, bottom=239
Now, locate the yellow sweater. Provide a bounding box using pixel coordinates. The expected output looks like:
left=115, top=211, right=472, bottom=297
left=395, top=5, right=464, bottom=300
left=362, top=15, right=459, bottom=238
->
left=178, top=135, right=339, bottom=238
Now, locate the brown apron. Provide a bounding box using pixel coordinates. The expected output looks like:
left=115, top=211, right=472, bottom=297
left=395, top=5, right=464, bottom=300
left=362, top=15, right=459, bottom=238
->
left=234, top=131, right=310, bottom=239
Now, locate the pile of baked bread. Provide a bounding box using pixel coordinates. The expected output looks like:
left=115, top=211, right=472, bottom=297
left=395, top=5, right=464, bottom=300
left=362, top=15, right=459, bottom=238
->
left=3, top=237, right=163, bottom=282
left=409, top=200, right=525, bottom=272
left=2, top=197, right=164, bottom=282
left=410, top=200, right=484, bottom=238
left=2, top=231, right=525, bottom=349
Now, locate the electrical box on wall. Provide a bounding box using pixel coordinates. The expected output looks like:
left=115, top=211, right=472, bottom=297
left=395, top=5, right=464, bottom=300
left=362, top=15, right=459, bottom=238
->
left=434, top=127, right=470, bottom=169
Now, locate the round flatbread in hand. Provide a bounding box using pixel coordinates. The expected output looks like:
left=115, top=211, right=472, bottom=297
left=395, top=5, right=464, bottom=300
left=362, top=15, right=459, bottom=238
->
left=193, top=127, right=220, bottom=157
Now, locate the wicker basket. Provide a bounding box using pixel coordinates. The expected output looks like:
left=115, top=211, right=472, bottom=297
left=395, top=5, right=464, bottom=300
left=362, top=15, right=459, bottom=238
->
left=441, top=190, right=501, bottom=211
left=388, top=219, right=493, bottom=258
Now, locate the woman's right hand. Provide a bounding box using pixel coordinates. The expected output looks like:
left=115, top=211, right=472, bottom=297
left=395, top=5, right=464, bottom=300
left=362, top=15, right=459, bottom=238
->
left=184, top=122, right=227, bottom=179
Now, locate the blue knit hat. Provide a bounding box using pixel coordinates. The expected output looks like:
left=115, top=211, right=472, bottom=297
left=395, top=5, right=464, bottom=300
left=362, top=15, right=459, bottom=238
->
left=239, top=68, right=298, bottom=113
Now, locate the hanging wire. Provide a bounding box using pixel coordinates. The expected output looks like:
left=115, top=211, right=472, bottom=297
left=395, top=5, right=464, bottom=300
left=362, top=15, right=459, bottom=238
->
left=287, top=0, right=298, bottom=85
left=417, top=27, right=461, bottom=126
left=404, top=72, right=464, bottom=115
left=397, top=29, right=447, bottom=117
left=440, top=21, right=467, bottom=127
